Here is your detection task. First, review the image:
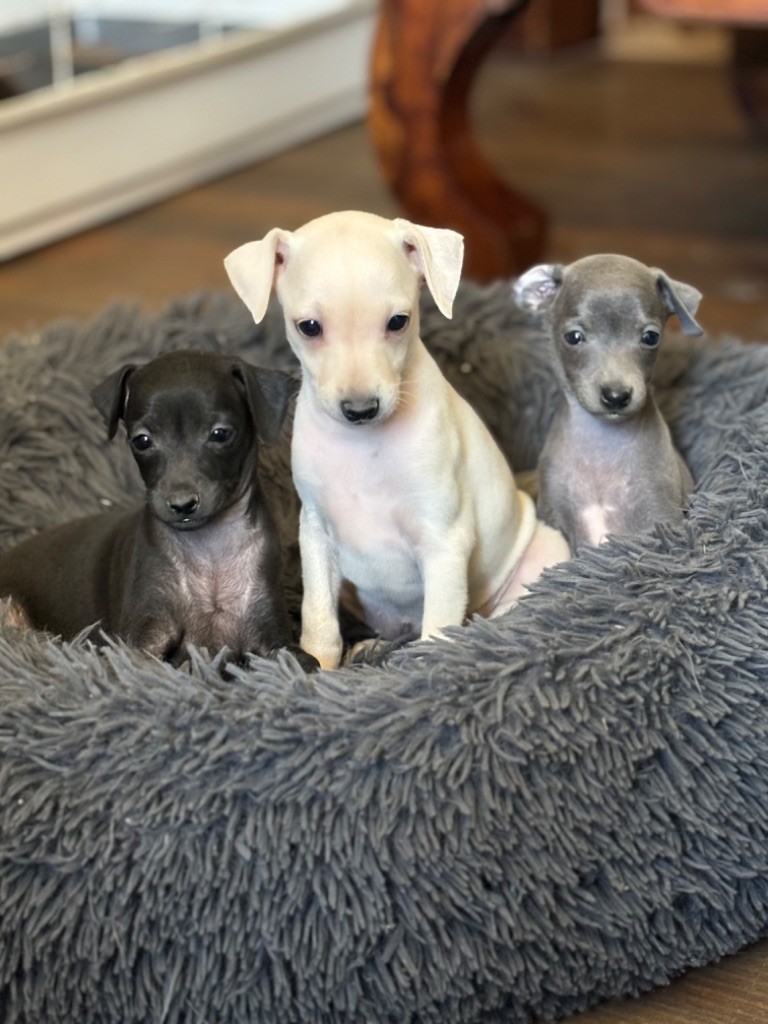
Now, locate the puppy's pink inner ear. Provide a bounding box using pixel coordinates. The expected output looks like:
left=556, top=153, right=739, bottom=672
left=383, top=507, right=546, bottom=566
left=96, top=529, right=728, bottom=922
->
left=274, top=234, right=293, bottom=273
left=272, top=240, right=290, bottom=292
left=402, top=239, right=426, bottom=283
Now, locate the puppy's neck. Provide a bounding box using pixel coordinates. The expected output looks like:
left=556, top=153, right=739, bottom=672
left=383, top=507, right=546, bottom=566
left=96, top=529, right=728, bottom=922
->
left=562, top=391, right=660, bottom=442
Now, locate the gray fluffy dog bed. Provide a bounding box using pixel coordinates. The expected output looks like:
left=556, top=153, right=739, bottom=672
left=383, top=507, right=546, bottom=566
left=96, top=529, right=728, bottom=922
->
left=1, top=281, right=768, bottom=1024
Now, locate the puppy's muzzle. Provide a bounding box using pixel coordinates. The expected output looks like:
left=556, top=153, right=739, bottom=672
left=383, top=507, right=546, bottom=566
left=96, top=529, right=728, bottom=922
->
left=600, top=384, right=633, bottom=413
left=167, top=492, right=200, bottom=518
left=340, top=397, right=380, bottom=425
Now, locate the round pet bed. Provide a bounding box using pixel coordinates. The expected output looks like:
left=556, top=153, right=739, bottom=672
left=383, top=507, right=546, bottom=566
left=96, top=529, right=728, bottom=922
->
left=1, top=283, right=767, bottom=1024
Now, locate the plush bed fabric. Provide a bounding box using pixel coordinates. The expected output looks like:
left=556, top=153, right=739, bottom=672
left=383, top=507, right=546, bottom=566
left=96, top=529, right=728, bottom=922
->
left=1, top=284, right=768, bottom=1024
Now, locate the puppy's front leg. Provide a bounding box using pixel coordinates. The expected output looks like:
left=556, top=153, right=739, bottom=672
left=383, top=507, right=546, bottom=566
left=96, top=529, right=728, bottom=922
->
left=420, top=531, right=472, bottom=641
left=299, top=503, right=343, bottom=670
left=128, top=617, right=187, bottom=664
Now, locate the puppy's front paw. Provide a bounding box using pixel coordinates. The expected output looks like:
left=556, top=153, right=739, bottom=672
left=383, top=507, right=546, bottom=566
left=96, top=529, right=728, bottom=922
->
left=343, top=632, right=418, bottom=668
left=343, top=638, right=380, bottom=666
left=300, top=632, right=343, bottom=671
left=285, top=644, right=321, bottom=674
left=0, top=596, right=33, bottom=632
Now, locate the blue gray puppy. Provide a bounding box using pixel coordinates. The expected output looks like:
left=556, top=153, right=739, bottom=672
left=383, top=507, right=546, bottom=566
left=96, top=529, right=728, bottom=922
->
left=513, top=253, right=703, bottom=551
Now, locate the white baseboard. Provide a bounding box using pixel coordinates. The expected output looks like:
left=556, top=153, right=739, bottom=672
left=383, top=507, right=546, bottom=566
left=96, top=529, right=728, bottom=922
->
left=0, top=1, right=376, bottom=260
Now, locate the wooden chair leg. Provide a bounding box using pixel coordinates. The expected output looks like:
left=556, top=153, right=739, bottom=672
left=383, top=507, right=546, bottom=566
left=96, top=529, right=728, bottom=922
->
left=368, top=0, right=547, bottom=282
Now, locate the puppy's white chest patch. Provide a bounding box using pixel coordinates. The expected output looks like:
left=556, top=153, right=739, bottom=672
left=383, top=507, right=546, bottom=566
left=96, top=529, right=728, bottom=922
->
left=294, top=415, right=437, bottom=634
left=173, top=517, right=260, bottom=633
left=581, top=503, right=616, bottom=546
left=187, top=547, right=255, bottom=617
left=300, top=430, right=421, bottom=553
left=324, top=456, right=424, bottom=629
left=571, top=451, right=631, bottom=547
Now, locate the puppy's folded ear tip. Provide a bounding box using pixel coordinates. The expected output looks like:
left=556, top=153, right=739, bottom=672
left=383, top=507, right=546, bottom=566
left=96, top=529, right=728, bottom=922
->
left=512, top=263, right=563, bottom=313
left=233, top=362, right=297, bottom=445
left=683, top=322, right=705, bottom=337
left=395, top=219, right=463, bottom=318
left=91, top=363, right=136, bottom=440
left=224, top=232, right=291, bottom=326
left=655, top=271, right=704, bottom=336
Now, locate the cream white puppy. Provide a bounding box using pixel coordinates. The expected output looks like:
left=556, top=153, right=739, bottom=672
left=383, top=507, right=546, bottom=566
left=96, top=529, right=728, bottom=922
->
left=225, top=211, right=569, bottom=670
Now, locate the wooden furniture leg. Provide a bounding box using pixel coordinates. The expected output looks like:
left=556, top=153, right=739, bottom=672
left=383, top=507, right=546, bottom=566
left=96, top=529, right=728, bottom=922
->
left=639, top=0, right=768, bottom=137
left=733, top=27, right=768, bottom=139
left=368, top=0, right=547, bottom=282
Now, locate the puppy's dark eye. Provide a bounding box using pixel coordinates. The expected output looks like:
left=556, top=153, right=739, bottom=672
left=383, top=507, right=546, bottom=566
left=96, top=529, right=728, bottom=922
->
left=387, top=313, right=409, bottom=332
left=297, top=319, right=322, bottom=338
left=209, top=426, right=233, bottom=444
left=641, top=330, right=660, bottom=348
left=563, top=330, right=585, bottom=346
left=131, top=434, right=153, bottom=452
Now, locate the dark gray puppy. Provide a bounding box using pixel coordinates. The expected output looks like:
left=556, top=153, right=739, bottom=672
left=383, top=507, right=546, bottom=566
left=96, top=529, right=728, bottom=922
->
left=513, top=254, right=703, bottom=551
left=0, top=349, right=318, bottom=671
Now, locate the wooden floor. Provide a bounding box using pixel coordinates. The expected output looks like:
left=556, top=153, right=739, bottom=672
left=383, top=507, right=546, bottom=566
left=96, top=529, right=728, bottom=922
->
left=2, top=46, right=768, bottom=1023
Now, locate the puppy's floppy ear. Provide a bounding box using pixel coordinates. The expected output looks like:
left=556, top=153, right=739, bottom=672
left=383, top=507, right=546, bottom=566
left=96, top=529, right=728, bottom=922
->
left=224, top=227, right=293, bottom=325
left=231, top=360, right=299, bottom=445
left=394, top=219, right=464, bottom=319
left=91, top=364, right=136, bottom=440
left=653, top=270, right=704, bottom=337
left=512, top=264, right=564, bottom=313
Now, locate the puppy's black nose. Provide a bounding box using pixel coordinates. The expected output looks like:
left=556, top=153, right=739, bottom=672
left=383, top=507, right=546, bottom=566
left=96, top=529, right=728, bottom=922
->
left=168, top=493, right=200, bottom=516
left=340, top=398, right=380, bottom=424
left=600, top=385, right=632, bottom=412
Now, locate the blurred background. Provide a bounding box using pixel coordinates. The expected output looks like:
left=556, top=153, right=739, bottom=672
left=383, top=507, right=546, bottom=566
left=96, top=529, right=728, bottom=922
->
left=0, top=0, right=766, bottom=343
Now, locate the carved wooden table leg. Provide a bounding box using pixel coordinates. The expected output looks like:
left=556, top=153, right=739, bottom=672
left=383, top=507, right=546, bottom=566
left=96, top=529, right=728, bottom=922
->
left=368, top=0, right=547, bottom=282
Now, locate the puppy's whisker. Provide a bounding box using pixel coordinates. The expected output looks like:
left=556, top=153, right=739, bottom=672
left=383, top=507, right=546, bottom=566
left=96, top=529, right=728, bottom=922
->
left=395, top=379, right=418, bottom=408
